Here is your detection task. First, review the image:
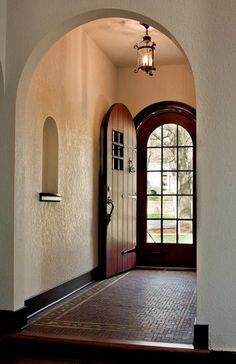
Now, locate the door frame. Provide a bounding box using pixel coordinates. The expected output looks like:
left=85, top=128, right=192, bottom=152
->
left=134, top=101, right=196, bottom=268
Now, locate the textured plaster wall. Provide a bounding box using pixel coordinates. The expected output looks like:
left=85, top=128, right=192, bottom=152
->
left=0, top=0, right=15, bottom=310
left=117, top=64, right=195, bottom=116
left=194, top=2, right=236, bottom=351
left=0, top=0, right=6, bottom=86
left=24, top=27, right=117, bottom=298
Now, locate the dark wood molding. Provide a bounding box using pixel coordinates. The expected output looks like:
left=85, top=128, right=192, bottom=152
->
left=25, top=268, right=98, bottom=317
left=193, top=324, right=209, bottom=349
left=0, top=269, right=98, bottom=334
left=0, top=306, right=28, bottom=334
left=3, top=333, right=236, bottom=362
left=134, top=100, right=196, bottom=130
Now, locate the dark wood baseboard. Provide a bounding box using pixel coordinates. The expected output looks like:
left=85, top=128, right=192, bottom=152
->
left=0, top=307, right=28, bottom=334
left=193, top=324, right=209, bottom=349
left=25, top=268, right=98, bottom=317
left=0, top=269, right=98, bottom=335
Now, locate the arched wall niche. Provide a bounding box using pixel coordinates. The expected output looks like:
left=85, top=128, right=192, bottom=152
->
left=42, top=116, right=59, bottom=193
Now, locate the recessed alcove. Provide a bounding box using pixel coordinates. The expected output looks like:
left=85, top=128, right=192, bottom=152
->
left=40, top=116, right=61, bottom=202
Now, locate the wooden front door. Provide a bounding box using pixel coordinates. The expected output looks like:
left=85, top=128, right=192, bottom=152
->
left=100, top=103, right=137, bottom=278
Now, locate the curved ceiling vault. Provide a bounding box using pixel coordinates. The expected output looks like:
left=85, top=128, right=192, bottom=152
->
left=82, top=17, right=188, bottom=68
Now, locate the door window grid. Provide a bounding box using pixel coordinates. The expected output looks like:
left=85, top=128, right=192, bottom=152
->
left=112, top=130, right=124, bottom=171
left=147, top=124, right=193, bottom=244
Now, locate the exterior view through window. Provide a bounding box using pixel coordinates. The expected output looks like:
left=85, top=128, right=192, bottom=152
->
left=147, top=124, right=193, bottom=244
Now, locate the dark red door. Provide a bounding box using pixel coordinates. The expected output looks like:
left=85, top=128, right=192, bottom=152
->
left=100, top=103, right=136, bottom=278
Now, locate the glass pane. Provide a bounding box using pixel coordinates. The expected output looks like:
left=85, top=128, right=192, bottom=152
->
left=163, top=148, right=177, bottom=170
left=163, top=172, right=177, bottom=194
left=178, top=126, right=193, bottom=146
left=147, top=220, right=161, bottom=243
left=147, top=172, right=161, bottom=195
left=112, top=130, right=119, bottom=143
left=163, top=124, right=177, bottom=146
left=178, top=172, right=193, bottom=194
left=112, top=144, right=118, bottom=157
left=178, top=196, right=193, bottom=218
left=178, top=147, right=193, bottom=170
left=119, top=132, right=124, bottom=145
left=147, top=127, right=162, bottom=147
left=147, top=196, right=161, bottom=218
left=112, top=144, right=124, bottom=158
left=178, top=221, right=193, bottom=244
left=112, top=158, right=118, bottom=170
left=147, top=148, right=161, bottom=170
left=163, top=196, right=177, bottom=218
left=163, top=220, right=176, bottom=243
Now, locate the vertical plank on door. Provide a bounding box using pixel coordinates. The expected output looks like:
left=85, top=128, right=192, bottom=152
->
left=116, top=107, right=122, bottom=273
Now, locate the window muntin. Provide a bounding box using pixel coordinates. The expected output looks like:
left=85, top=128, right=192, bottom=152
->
left=146, top=123, right=194, bottom=244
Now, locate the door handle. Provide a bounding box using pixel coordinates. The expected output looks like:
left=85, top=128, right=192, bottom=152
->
left=121, top=247, right=136, bottom=255
left=106, top=197, right=114, bottom=225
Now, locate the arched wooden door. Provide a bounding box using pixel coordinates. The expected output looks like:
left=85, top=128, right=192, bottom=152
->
left=135, top=102, right=196, bottom=268
left=99, top=104, right=137, bottom=278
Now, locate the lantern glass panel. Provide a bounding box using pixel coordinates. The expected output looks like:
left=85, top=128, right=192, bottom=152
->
left=138, top=47, right=153, bottom=68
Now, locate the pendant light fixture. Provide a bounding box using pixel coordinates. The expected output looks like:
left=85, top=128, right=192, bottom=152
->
left=134, top=23, right=156, bottom=76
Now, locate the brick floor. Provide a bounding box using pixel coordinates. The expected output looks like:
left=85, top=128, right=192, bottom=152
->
left=20, top=269, right=196, bottom=345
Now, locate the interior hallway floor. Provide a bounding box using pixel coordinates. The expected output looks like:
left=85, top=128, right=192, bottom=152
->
left=17, top=268, right=196, bottom=346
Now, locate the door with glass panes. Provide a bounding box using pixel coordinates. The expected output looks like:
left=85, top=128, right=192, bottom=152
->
left=100, top=103, right=137, bottom=278
left=136, top=106, right=196, bottom=267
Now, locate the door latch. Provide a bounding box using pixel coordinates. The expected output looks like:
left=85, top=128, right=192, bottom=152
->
left=106, top=197, right=114, bottom=224
left=128, top=158, right=136, bottom=173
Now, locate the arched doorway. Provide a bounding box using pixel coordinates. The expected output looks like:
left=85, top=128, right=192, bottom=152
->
left=135, top=101, right=196, bottom=268
left=17, top=15, right=195, bottom=306
left=11, top=8, right=197, bottom=347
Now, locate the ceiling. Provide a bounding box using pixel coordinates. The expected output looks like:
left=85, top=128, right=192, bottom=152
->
left=82, top=17, right=187, bottom=68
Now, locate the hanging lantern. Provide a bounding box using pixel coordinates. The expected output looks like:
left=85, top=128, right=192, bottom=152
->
left=134, top=23, right=156, bottom=76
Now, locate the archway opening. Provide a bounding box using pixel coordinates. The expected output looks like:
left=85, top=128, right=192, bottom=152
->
left=17, top=13, right=196, bottom=347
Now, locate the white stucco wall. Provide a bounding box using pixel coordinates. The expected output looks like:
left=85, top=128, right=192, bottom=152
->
left=117, top=64, right=195, bottom=116
left=1, top=0, right=236, bottom=352
left=23, top=27, right=117, bottom=298
left=0, top=0, right=14, bottom=310
left=0, top=0, right=6, bottom=85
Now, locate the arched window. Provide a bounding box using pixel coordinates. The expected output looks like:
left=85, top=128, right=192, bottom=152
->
left=147, top=124, right=193, bottom=244
left=42, top=117, right=59, bottom=193
left=135, top=102, right=196, bottom=268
